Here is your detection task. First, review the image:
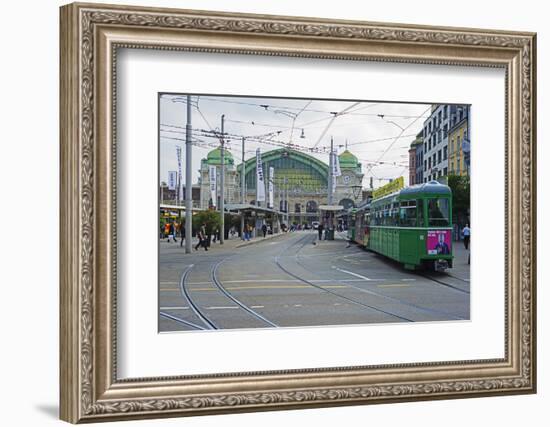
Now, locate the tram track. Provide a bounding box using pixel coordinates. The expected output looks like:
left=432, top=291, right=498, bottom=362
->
left=179, top=264, right=219, bottom=330
left=164, top=232, right=468, bottom=331
left=211, top=258, right=279, bottom=328
left=294, top=244, right=467, bottom=321
left=274, top=234, right=415, bottom=322
left=417, top=272, right=470, bottom=295
left=159, top=311, right=206, bottom=331
left=172, top=255, right=280, bottom=330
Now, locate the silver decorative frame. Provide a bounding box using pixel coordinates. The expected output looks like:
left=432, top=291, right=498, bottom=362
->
left=60, top=2, right=536, bottom=423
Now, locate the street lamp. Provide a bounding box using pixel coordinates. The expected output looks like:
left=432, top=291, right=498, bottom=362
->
left=378, top=114, right=405, bottom=131
left=351, top=184, right=362, bottom=200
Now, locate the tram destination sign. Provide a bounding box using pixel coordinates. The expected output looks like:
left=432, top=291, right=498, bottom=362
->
left=372, top=176, right=404, bottom=199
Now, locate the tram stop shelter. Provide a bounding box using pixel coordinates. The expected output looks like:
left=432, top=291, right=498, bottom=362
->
left=319, top=205, right=344, bottom=240
left=224, top=203, right=283, bottom=238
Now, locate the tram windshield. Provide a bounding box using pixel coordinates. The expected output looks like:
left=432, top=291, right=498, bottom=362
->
left=427, top=198, right=450, bottom=226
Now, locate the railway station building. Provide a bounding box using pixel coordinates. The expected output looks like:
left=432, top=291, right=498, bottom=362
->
left=198, top=146, right=365, bottom=226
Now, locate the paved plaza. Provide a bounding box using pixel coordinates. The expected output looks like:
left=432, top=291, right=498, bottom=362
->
left=159, top=231, right=470, bottom=332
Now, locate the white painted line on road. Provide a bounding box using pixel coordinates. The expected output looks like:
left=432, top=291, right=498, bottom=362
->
left=333, top=267, right=372, bottom=281
left=294, top=304, right=303, bottom=307
left=218, top=279, right=301, bottom=284
left=311, top=278, right=384, bottom=283
left=251, top=305, right=265, bottom=309
left=401, top=278, right=416, bottom=282
left=206, top=306, right=240, bottom=310
left=160, top=306, right=190, bottom=310
left=378, top=284, right=411, bottom=288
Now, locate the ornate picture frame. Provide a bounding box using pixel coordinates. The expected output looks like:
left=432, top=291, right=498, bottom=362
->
left=60, top=2, right=536, bottom=423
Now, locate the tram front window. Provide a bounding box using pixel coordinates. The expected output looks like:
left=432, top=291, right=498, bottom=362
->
left=428, top=198, right=450, bottom=226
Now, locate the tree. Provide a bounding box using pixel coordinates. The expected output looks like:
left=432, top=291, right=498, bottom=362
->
left=447, top=174, right=470, bottom=225
left=192, top=210, right=221, bottom=236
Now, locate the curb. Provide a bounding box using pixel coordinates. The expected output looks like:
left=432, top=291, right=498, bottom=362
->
left=235, top=232, right=290, bottom=248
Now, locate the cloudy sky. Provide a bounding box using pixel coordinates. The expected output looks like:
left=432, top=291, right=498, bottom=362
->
left=159, top=94, right=432, bottom=189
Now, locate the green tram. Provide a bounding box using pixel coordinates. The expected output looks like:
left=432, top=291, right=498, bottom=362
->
left=353, top=181, right=453, bottom=271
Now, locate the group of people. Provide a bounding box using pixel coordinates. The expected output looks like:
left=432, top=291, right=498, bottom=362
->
left=161, top=220, right=273, bottom=250
left=161, top=220, right=211, bottom=250
left=162, top=221, right=185, bottom=247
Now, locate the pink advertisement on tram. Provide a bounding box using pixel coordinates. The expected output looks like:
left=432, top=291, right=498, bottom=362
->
left=427, top=230, right=451, bottom=255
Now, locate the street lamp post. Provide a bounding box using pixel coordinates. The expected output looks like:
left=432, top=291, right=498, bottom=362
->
left=241, top=136, right=246, bottom=240
left=328, top=137, right=334, bottom=205
left=220, top=114, right=225, bottom=244
left=286, top=178, right=289, bottom=226
left=184, top=96, right=193, bottom=253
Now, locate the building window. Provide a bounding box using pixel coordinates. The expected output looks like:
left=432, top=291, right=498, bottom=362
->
left=428, top=158, right=431, bottom=169
left=444, top=167, right=448, bottom=176
left=433, top=153, right=436, bottom=166
left=424, top=160, right=427, bottom=170
left=443, top=146, right=448, bottom=160
left=424, top=142, right=427, bottom=152
left=437, top=150, right=442, bottom=164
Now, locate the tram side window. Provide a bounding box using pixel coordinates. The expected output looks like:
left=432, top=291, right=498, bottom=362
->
left=417, top=199, right=425, bottom=227
left=391, top=203, right=399, bottom=226
left=428, top=198, right=450, bottom=226
left=399, top=201, right=417, bottom=227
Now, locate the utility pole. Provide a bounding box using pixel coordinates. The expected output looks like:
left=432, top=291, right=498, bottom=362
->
left=284, top=176, right=289, bottom=226
left=328, top=137, right=334, bottom=205
left=184, top=96, right=193, bottom=254
left=220, top=114, right=225, bottom=244
left=240, top=136, right=245, bottom=240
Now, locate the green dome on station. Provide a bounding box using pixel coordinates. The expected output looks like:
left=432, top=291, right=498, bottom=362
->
left=206, top=146, right=234, bottom=165
left=338, top=150, right=359, bottom=169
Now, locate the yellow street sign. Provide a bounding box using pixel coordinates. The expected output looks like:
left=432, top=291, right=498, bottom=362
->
left=372, top=176, right=404, bottom=199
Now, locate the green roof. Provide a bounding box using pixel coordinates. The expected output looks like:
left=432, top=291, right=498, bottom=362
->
left=206, top=146, right=234, bottom=165
left=338, top=150, right=359, bottom=169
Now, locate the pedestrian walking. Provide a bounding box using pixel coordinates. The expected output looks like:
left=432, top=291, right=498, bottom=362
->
left=462, top=224, right=471, bottom=250
left=179, top=222, right=185, bottom=247
left=167, top=221, right=177, bottom=243
left=164, top=222, right=170, bottom=241
left=262, top=223, right=267, bottom=238
left=317, top=223, right=324, bottom=241
left=212, top=227, right=218, bottom=243
left=195, top=223, right=208, bottom=251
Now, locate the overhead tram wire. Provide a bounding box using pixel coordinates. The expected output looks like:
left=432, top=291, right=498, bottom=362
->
left=160, top=101, right=426, bottom=171
left=161, top=123, right=417, bottom=152
left=198, top=96, right=431, bottom=119
left=365, top=105, right=431, bottom=175
left=161, top=126, right=414, bottom=170
left=311, top=102, right=361, bottom=148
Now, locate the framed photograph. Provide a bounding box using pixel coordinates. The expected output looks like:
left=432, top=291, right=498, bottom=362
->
left=60, top=2, right=536, bottom=423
